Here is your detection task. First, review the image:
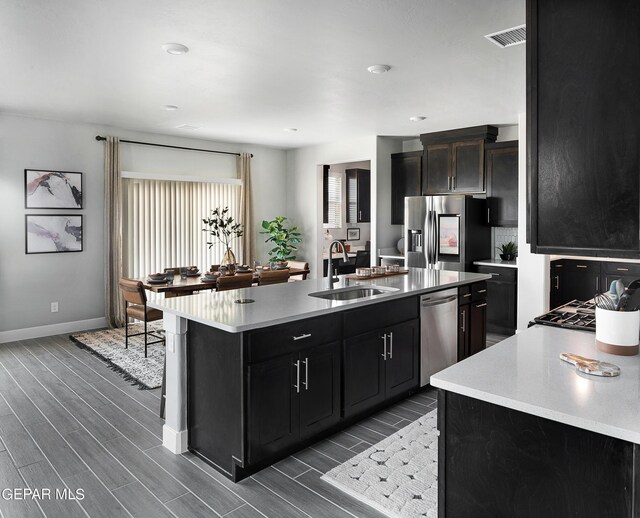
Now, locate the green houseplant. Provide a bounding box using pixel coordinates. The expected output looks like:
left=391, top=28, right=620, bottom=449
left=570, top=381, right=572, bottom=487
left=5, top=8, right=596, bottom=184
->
left=260, top=216, right=302, bottom=262
left=497, top=241, right=518, bottom=261
left=202, top=207, right=244, bottom=266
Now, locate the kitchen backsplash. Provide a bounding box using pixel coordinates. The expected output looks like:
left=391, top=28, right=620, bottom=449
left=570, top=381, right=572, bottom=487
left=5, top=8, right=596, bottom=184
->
left=492, top=227, right=518, bottom=259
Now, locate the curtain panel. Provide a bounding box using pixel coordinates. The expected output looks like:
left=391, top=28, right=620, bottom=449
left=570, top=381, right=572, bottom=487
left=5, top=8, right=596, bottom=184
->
left=238, top=152, right=253, bottom=265
left=123, top=179, right=242, bottom=278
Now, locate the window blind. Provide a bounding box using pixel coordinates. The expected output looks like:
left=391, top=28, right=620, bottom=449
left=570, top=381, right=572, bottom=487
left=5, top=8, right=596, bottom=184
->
left=123, top=178, right=242, bottom=278
left=326, top=175, right=342, bottom=229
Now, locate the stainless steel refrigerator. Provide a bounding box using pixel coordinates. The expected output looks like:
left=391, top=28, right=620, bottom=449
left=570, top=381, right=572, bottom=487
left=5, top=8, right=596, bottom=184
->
left=404, top=196, right=490, bottom=271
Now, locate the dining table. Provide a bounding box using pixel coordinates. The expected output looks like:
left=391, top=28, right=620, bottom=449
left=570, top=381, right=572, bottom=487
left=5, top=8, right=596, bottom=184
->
left=138, top=267, right=311, bottom=297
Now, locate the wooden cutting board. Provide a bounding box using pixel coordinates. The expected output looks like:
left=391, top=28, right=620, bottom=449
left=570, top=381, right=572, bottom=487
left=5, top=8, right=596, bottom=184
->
left=345, top=269, right=409, bottom=280
left=559, top=353, right=620, bottom=377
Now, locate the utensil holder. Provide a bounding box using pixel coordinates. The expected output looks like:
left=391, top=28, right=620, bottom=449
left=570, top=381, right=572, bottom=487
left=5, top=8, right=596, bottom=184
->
left=595, top=307, right=640, bottom=356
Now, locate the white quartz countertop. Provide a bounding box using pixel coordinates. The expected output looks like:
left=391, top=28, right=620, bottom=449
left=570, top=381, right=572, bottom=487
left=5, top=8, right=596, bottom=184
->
left=148, top=268, right=490, bottom=333
left=473, top=259, right=518, bottom=268
left=431, top=325, right=640, bottom=444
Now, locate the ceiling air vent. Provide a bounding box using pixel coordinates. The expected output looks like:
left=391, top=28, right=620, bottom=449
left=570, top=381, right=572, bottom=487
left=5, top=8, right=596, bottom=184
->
left=485, top=24, right=526, bottom=48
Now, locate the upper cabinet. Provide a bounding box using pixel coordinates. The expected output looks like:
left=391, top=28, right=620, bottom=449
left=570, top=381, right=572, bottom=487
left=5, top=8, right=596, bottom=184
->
left=420, top=125, right=498, bottom=195
left=346, top=168, right=370, bottom=223
left=390, top=151, right=422, bottom=225
left=486, top=141, right=519, bottom=227
left=528, top=0, right=640, bottom=257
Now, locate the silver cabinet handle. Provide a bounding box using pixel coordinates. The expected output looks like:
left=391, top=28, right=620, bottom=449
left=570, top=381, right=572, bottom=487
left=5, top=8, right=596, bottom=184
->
left=576, top=264, right=588, bottom=268
left=617, top=267, right=630, bottom=271
left=292, top=333, right=311, bottom=341
left=388, top=332, right=393, bottom=359
left=596, top=276, right=600, bottom=293
left=554, top=275, right=560, bottom=290
left=463, top=293, right=471, bottom=298
left=475, top=302, right=488, bottom=308
left=381, top=333, right=387, bottom=360
left=477, top=289, right=487, bottom=294
left=491, top=273, right=501, bottom=277
left=461, top=310, right=466, bottom=332
left=359, top=210, right=362, bottom=220
left=487, top=207, right=490, bottom=223
left=293, top=360, right=300, bottom=393
left=302, top=357, right=309, bottom=391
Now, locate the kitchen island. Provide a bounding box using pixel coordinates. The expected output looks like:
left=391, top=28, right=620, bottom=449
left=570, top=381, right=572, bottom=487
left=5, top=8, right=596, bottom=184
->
left=431, top=325, right=640, bottom=517
left=148, top=268, right=490, bottom=481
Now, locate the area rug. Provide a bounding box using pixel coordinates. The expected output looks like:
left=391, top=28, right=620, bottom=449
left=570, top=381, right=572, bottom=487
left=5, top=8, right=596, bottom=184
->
left=322, top=409, right=438, bottom=518
left=70, top=322, right=164, bottom=390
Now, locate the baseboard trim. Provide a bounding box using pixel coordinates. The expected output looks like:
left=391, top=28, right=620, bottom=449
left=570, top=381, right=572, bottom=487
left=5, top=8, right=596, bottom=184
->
left=0, top=317, right=108, bottom=344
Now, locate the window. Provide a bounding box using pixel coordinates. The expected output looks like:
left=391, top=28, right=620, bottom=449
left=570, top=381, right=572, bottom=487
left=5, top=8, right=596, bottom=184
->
left=324, top=174, right=342, bottom=229
left=123, top=177, right=242, bottom=278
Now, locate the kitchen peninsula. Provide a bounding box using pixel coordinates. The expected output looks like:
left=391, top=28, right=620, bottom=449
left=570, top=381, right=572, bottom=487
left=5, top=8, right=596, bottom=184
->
left=432, top=325, right=640, bottom=517
left=149, top=268, right=490, bottom=481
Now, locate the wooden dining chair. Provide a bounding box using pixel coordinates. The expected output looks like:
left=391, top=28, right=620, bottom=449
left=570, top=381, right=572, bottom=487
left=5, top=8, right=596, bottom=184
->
left=287, top=260, right=309, bottom=281
left=216, top=273, right=253, bottom=292
left=119, top=278, right=164, bottom=358
left=258, top=269, right=290, bottom=286
left=210, top=264, right=220, bottom=272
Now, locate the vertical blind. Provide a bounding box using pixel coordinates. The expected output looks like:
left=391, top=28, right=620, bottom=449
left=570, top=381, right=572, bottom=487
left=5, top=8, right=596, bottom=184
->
left=326, top=174, right=342, bottom=229
left=123, top=178, right=242, bottom=278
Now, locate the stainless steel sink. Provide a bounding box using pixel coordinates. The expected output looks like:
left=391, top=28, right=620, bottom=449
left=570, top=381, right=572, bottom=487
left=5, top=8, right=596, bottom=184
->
left=309, top=285, right=399, bottom=301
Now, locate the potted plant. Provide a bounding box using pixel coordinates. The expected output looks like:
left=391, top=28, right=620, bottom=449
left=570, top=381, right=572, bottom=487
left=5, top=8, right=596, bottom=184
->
left=260, top=216, right=302, bottom=265
left=202, top=207, right=244, bottom=271
left=497, top=241, right=518, bottom=261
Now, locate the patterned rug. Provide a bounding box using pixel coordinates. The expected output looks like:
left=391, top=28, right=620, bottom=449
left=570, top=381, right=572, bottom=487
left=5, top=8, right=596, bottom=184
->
left=70, top=322, right=165, bottom=390
left=322, top=409, right=438, bottom=518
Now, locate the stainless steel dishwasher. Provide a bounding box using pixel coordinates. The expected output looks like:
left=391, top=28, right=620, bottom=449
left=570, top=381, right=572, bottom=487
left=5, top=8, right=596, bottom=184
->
left=420, top=288, right=458, bottom=386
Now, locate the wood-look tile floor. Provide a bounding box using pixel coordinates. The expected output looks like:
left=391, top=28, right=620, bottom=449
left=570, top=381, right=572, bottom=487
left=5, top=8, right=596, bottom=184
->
left=0, top=334, right=438, bottom=518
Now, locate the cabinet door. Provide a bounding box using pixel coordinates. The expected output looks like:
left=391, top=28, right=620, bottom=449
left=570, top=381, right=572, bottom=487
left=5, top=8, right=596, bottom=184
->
left=424, top=143, right=451, bottom=195
left=384, top=319, right=419, bottom=400
left=357, top=169, right=371, bottom=222
left=247, top=355, right=299, bottom=463
left=485, top=280, right=517, bottom=335
left=563, top=262, right=600, bottom=302
left=343, top=330, right=385, bottom=418
left=469, top=301, right=487, bottom=356
left=391, top=152, right=422, bottom=225
left=458, top=304, right=470, bottom=361
left=298, top=341, right=341, bottom=440
left=486, top=143, right=519, bottom=226
left=452, top=139, right=484, bottom=193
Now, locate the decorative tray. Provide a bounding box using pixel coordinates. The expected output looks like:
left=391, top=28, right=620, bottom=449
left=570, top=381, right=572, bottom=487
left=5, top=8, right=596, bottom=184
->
left=346, top=269, right=409, bottom=280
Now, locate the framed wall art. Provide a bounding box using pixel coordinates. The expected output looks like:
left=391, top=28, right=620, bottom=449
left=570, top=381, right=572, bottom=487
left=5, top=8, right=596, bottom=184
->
left=347, top=227, right=360, bottom=241
left=25, top=169, right=83, bottom=209
left=25, top=215, right=83, bottom=254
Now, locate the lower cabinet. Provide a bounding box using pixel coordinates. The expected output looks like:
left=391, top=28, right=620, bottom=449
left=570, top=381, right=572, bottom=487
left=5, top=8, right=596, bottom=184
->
left=458, top=282, right=487, bottom=360
left=248, top=341, right=341, bottom=464
left=343, top=319, right=419, bottom=418
left=475, top=265, right=517, bottom=335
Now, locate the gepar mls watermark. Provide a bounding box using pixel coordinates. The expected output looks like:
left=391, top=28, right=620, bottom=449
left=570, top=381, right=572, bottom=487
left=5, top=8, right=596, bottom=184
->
left=2, top=488, right=85, bottom=501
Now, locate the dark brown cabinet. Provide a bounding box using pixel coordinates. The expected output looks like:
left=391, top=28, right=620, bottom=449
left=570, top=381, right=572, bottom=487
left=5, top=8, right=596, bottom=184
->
left=391, top=151, right=421, bottom=225
left=528, top=0, right=640, bottom=257
left=420, top=125, right=497, bottom=195
left=346, top=168, right=370, bottom=223
left=475, top=265, right=517, bottom=335
left=344, top=319, right=419, bottom=418
left=458, top=282, right=487, bottom=360
left=486, top=141, right=518, bottom=227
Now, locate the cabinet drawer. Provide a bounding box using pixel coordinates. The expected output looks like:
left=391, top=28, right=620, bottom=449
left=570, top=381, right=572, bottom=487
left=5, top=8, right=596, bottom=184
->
left=471, top=281, right=488, bottom=301
left=476, top=266, right=517, bottom=283
left=343, top=297, right=418, bottom=338
left=459, top=285, right=471, bottom=305
left=564, top=260, right=600, bottom=273
left=603, top=262, right=640, bottom=277
left=247, top=314, right=341, bottom=363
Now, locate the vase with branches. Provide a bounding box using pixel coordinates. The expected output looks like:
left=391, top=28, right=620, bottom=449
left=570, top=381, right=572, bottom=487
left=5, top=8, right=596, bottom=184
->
left=202, top=207, right=244, bottom=267
left=260, top=216, right=302, bottom=263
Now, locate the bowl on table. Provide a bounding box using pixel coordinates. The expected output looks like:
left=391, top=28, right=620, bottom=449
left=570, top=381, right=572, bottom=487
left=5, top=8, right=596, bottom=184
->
left=237, top=264, right=251, bottom=273
left=186, top=266, right=200, bottom=276
left=148, top=273, right=166, bottom=281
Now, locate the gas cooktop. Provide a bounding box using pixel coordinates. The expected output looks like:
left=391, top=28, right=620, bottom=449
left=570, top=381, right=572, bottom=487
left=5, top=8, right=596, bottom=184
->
left=531, top=299, right=596, bottom=331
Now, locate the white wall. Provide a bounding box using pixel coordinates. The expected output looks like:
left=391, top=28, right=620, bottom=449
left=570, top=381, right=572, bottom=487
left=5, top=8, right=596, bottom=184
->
left=285, top=136, right=378, bottom=278
left=0, top=113, right=286, bottom=341
left=516, top=113, right=549, bottom=330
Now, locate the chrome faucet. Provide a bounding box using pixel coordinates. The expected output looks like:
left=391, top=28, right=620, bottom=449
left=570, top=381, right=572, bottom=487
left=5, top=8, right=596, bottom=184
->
left=328, top=240, right=349, bottom=287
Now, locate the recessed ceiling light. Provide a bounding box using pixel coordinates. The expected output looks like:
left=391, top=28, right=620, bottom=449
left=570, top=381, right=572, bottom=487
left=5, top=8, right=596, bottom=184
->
left=163, top=105, right=179, bottom=111
left=162, top=43, right=189, bottom=55
left=283, top=128, right=298, bottom=132
left=409, top=116, right=427, bottom=122
left=367, top=64, right=391, bottom=74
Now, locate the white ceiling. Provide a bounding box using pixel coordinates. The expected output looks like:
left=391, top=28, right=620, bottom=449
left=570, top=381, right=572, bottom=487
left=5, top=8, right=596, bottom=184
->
left=1, top=0, right=525, bottom=149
